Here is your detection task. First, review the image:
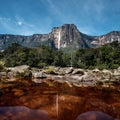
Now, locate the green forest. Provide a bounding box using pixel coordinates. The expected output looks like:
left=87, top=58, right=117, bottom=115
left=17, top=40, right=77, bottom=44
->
left=0, top=41, right=120, bottom=69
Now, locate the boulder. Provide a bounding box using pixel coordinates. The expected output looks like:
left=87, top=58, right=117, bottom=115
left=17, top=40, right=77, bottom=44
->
left=65, top=67, right=73, bottom=74
left=72, top=69, right=85, bottom=75
left=32, top=72, right=47, bottom=79
left=113, top=70, right=120, bottom=76
left=53, top=67, right=73, bottom=75
left=64, top=81, right=73, bottom=87
left=7, top=65, right=30, bottom=73
left=92, top=68, right=101, bottom=73
left=102, top=69, right=112, bottom=75
left=113, top=69, right=120, bottom=81
left=0, top=72, right=7, bottom=79
left=117, top=66, right=120, bottom=71
left=0, top=72, right=6, bottom=77
left=7, top=71, right=16, bottom=81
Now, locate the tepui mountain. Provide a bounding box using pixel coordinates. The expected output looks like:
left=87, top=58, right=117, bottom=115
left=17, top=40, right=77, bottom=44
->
left=0, top=24, right=120, bottom=50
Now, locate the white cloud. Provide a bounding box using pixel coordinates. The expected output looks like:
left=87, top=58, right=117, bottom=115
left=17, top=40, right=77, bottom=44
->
left=0, top=16, right=42, bottom=35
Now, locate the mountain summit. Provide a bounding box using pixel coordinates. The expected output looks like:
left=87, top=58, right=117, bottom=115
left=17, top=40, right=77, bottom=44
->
left=0, top=24, right=120, bottom=50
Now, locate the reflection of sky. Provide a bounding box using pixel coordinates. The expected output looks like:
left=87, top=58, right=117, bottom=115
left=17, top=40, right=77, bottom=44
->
left=0, top=106, right=115, bottom=120
left=0, top=106, right=50, bottom=120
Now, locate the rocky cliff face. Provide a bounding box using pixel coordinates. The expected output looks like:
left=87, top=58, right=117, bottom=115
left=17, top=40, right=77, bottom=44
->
left=91, top=31, right=120, bottom=46
left=0, top=24, right=120, bottom=50
left=51, top=24, right=89, bottom=49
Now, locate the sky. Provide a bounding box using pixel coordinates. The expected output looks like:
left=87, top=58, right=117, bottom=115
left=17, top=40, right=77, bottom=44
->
left=0, top=0, right=120, bottom=36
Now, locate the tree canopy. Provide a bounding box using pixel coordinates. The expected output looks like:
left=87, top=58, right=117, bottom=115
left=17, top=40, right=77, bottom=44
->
left=1, top=41, right=120, bottom=69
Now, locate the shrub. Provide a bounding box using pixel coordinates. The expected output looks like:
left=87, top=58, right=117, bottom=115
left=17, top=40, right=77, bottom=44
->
left=15, top=70, right=32, bottom=79
left=44, top=66, right=55, bottom=74
left=0, top=61, right=5, bottom=72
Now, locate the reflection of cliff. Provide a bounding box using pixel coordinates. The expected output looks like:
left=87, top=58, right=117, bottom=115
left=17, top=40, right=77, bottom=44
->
left=76, top=111, right=114, bottom=120
left=0, top=82, right=120, bottom=120
left=0, top=106, right=51, bottom=120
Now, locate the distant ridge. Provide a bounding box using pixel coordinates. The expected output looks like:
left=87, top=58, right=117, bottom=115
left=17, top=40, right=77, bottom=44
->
left=0, top=24, right=120, bottom=50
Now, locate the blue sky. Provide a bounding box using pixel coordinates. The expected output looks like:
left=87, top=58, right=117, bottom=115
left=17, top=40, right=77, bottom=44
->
left=0, top=0, right=120, bottom=36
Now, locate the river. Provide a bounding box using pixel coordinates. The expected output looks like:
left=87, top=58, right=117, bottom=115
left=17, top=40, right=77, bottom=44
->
left=0, top=80, right=120, bottom=120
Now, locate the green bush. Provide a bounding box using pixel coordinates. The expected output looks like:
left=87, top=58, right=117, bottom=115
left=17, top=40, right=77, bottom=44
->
left=44, top=66, right=55, bottom=74
left=37, top=62, right=47, bottom=68
left=15, top=70, right=32, bottom=79
left=0, top=61, right=5, bottom=72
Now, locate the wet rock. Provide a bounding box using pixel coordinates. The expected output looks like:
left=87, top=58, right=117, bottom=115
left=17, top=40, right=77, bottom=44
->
left=92, top=68, right=101, bottom=73
left=64, top=81, right=73, bottom=87
left=6, top=72, right=16, bottom=81
left=113, top=68, right=120, bottom=81
left=5, top=65, right=32, bottom=80
left=43, top=66, right=57, bottom=75
left=65, top=67, right=73, bottom=74
left=32, top=72, right=47, bottom=79
left=82, top=73, right=96, bottom=82
left=0, top=72, right=7, bottom=81
left=12, top=89, right=24, bottom=97
left=7, top=65, right=30, bottom=73
left=53, top=67, right=73, bottom=75
left=76, top=111, right=114, bottom=120
left=113, top=69, right=120, bottom=76
left=0, top=72, right=6, bottom=78
left=32, top=79, right=44, bottom=83
left=102, top=69, right=112, bottom=79
left=72, top=69, right=85, bottom=75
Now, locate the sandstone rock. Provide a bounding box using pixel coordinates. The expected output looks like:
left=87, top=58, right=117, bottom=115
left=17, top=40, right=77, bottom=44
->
left=0, top=72, right=6, bottom=77
left=0, top=72, right=7, bottom=79
left=102, top=69, right=112, bottom=75
left=65, top=67, right=73, bottom=74
left=117, top=66, right=120, bottom=71
left=52, top=67, right=73, bottom=75
left=113, top=69, right=120, bottom=81
left=92, top=68, right=101, bottom=73
left=7, top=65, right=30, bottom=73
left=6, top=72, right=16, bottom=81
left=32, top=72, right=47, bottom=79
left=64, top=81, right=73, bottom=87
left=32, top=79, right=44, bottom=83
left=72, top=69, right=85, bottom=75
left=113, top=70, right=120, bottom=76
left=5, top=65, right=32, bottom=80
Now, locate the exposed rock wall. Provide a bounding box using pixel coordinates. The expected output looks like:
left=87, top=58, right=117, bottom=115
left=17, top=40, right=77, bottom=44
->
left=0, top=24, right=120, bottom=50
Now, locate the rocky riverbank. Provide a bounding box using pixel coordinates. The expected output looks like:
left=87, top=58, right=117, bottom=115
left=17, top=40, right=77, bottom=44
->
left=0, top=65, right=120, bottom=120
left=0, top=65, right=120, bottom=87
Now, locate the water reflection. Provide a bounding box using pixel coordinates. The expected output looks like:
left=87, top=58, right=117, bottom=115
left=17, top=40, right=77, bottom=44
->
left=76, top=111, right=114, bottom=120
left=0, top=106, right=115, bottom=120
left=0, top=84, right=120, bottom=120
left=0, top=106, right=51, bottom=120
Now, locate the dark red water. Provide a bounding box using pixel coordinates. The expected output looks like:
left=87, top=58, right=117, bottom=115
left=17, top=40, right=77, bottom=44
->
left=0, top=81, right=120, bottom=120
